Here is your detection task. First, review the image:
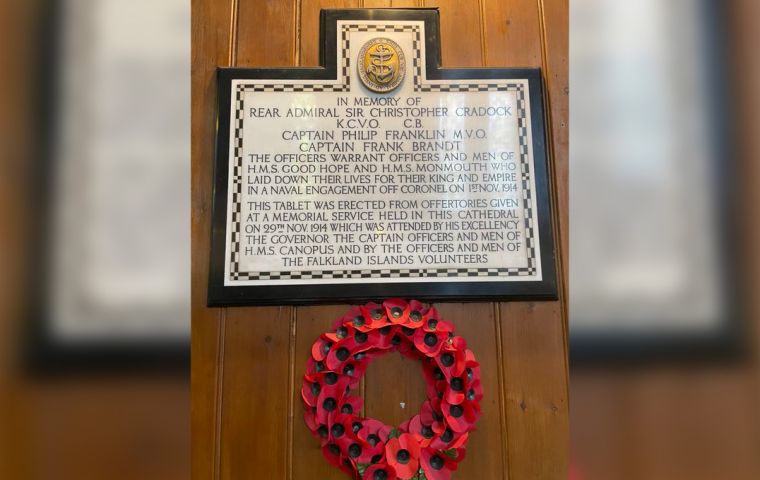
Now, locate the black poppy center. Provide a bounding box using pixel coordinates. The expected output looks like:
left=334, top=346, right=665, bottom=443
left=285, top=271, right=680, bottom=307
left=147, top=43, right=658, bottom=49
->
left=430, top=455, right=445, bottom=470
left=441, top=428, right=454, bottom=443
left=467, top=367, right=473, bottom=381
left=433, top=367, right=445, bottom=381
left=331, top=423, right=345, bottom=438
left=322, top=342, right=332, bottom=354
left=353, top=315, right=366, bottom=327
left=341, top=404, right=353, bottom=414
left=372, top=308, right=384, bottom=320
left=371, top=454, right=383, bottom=464
left=373, top=470, right=388, bottom=480
left=352, top=422, right=363, bottom=434
left=421, top=425, right=434, bottom=438
left=355, top=331, right=368, bottom=343
left=323, top=398, right=337, bottom=411
left=318, top=425, right=328, bottom=438
left=324, top=372, right=338, bottom=385
left=450, top=404, right=464, bottom=418
left=424, top=332, right=438, bottom=347
left=336, top=347, right=350, bottom=361
left=348, top=443, right=362, bottom=458
left=367, top=434, right=380, bottom=447
left=396, top=449, right=410, bottom=464
left=467, top=388, right=476, bottom=401
left=354, top=352, right=366, bottom=361
left=379, top=326, right=392, bottom=336
left=441, top=353, right=455, bottom=367
left=315, top=361, right=325, bottom=372
left=310, top=382, right=320, bottom=396
left=427, top=319, right=438, bottom=329
left=343, top=364, right=355, bottom=376
left=336, top=326, right=348, bottom=338
left=327, top=444, right=340, bottom=456
left=410, top=310, right=421, bottom=322
left=391, top=335, right=402, bottom=345
left=391, top=307, right=403, bottom=318
left=451, top=377, right=464, bottom=391
left=402, top=326, right=415, bottom=336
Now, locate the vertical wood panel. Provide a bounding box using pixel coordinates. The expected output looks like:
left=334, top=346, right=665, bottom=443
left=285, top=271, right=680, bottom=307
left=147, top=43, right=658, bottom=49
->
left=481, top=1, right=569, bottom=479
left=215, top=2, right=299, bottom=478
left=363, top=0, right=424, bottom=8
left=422, top=0, right=483, bottom=67
left=498, top=301, right=568, bottom=480
left=237, top=0, right=297, bottom=66
left=481, top=0, right=542, bottom=67
left=190, top=0, right=233, bottom=477
left=220, top=307, right=292, bottom=479
left=538, top=0, right=569, bottom=290
left=300, top=0, right=361, bottom=66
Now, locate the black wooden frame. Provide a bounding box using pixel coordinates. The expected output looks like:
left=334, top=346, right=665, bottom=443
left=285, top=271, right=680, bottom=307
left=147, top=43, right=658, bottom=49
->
left=26, top=0, right=188, bottom=372
left=569, top=0, right=743, bottom=363
left=208, top=8, right=558, bottom=306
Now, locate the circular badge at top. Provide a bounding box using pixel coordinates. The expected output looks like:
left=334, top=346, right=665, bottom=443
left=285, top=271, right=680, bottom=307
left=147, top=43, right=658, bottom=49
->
left=357, top=38, right=406, bottom=93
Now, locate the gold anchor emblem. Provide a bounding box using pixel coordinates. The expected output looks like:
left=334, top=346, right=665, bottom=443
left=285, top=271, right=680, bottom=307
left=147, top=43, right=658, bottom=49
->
left=358, top=38, right=405, bottom=93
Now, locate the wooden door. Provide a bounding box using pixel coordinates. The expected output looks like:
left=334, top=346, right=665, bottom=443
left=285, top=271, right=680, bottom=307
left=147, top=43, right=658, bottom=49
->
left=191, top=1, right=568, bottom=479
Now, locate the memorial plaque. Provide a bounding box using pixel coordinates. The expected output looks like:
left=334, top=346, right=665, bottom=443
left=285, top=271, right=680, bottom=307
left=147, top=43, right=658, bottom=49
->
left=208, top=9, right=557, bottom=305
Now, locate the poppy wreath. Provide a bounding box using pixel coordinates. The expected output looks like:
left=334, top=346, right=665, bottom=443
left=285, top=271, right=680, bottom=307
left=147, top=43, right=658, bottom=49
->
left=301, top=299, right=483, bottom=480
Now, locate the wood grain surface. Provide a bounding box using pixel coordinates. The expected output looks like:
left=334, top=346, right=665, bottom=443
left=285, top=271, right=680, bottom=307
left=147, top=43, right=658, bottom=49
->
left=191, top=1, right=569, bottom=479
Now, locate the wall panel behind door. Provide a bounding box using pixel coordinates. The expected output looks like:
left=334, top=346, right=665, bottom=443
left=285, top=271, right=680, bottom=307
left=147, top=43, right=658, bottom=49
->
left=191, top=1, right=569, bottom=479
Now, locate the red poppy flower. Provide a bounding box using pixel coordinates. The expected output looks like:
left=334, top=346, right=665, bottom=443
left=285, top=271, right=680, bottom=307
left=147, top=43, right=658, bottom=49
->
left=420, top=398, right=445, bottom=427
left=465, top=379, right=483, bottom=404
left=315, top=376, right=351, bottom=424
left=413, top=327, right=447, bottom=357
left=436, top=337, right=468, bottom=379
left=341, top=329, right=390, bottom=355
left=300, top=377, right=321, bottom=407
left=364, top=463, right=396, bottom=480
left=303, top=405, right=320, bottom=435
left=338, top=395, right=363, bottom=416
left=363, top=300, right=387, bottom=323
left=327, top=413, right=356, bottom=444
left=430, top=428, right=469, bottom=450
left=421, top=309, right=454, bottom=333
left=305, top=356, right=329, bottom=376
left=404, top=300, right=427, bottom=328
left=340, top=305, right=381, bottom=332
left=441, top=397, right=480, bottom=433
left=409, top=410, right=444, bottom=447
left=311, top=337, right=335, bottom=362
left=420, top=448, right=458, bottom=480
left=325, top=339, right=356, bottom=372
left=442, top=370, right=473, bottom=405
left=385, top=433, right=421, bottom=479
left=464, top=351, right=481, bottom=383
left=383, top=298, right=410, bottom=324
left=354, top=419, right=390, bottom=464
left=326, top=447, right=360, bottom=478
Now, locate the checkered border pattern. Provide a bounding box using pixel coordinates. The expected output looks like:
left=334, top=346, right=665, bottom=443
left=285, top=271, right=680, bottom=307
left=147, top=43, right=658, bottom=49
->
left=228, top=23, right=537, bottom=282
left=232, top=267, right=531, bottom=281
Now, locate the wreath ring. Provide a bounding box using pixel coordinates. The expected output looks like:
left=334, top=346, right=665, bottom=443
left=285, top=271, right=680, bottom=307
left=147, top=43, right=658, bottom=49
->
left=302, top=299, right=482, bottom=480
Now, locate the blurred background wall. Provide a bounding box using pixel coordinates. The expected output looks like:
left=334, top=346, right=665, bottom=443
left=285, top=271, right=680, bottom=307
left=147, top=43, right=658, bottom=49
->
left=569, top=1, right=760, bottom=479
left=1, top=0, right=190, bottom=479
